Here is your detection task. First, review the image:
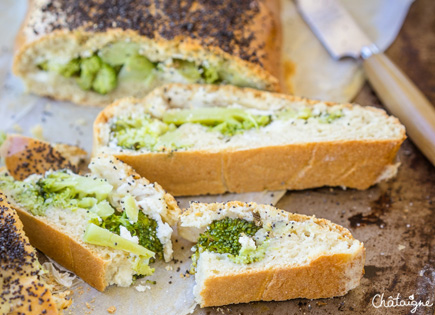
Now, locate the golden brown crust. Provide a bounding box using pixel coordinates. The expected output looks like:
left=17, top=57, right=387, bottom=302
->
left=200, top=251, right=365, bottom=307
left=0, top=192, right=69, bottom=314
left=1, top=134, right=87, bottom=180
left=93, top=84, right=406, bottom=196
left=13, top=204, right=109, bottom=292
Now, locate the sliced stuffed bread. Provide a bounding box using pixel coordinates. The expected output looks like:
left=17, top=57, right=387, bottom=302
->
left=93, top=84, right=406, bottom=196
left=178, top=201, right=365, bottom=307
left=14, top=0, right=281, bottom=106
left=0, top=192, right=71, bottom=314
left=0, top=155, right=180, bottom=291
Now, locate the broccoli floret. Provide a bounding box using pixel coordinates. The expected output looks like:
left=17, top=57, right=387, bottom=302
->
left=37, top=171, right=113, bottom=201
left=0, top=170, right=114, bottom=216
left=196, top=218, right=260, bottom=256
left=202, top=65, right=220, bottom=83
left=92, top=63, right=118, bottom=94
left=109, top=115, right=188, bottom=152
left=101, top=211, right=164, bottom=260
left=77, top=55, right=102, bottom=90
left=190, top=217, right=268, bottom=273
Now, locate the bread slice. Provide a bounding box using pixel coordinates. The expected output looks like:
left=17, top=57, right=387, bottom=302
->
left=13, top=0, right=281, bottom=106
left=0, top=191, right=71, bottom=314
left=0, top=155, right=180, bottom=291
left=93, top=84, right=406, bottom=196
left=178, top=201, right=365, bottom=307
left=0, top=134, right=88, bottom=180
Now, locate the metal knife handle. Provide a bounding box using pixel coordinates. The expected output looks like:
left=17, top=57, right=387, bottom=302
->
left=363, top=52, right=435, bottom=166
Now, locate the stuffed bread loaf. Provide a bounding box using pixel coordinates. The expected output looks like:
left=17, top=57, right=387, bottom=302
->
left=178, top=201, right=365, bottom=307
left=93, top=84, right=406, bottom=196
left=13, top=0, right=281, bottom=106
left=0, top=155, right=180, bottom=291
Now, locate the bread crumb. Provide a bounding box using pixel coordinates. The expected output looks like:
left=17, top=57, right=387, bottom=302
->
left=75, top=118, right=87, bottom=126
left=135, top=284, right=151, bottom=292
left=107, top=306, right=116, bottom=313
left=31, top=124, right=44, bottom=140
left=85, top=302, right=91, bottom=309
left=398, top=245, right=406, bottom=251
left=12, top=124, right=23, bottom=133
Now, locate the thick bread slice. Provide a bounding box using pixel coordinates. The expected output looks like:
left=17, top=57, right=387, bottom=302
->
left=178, top=201, right=365, bottom=307
left=0, top=192, right=71, bottom=314
left=0, top=155, right=180, bottom=291
left=93, top=84, right=406, bottom=196
left=0, top=134, right=88, bottom=180
left=13, top=0, right=281, bottom=106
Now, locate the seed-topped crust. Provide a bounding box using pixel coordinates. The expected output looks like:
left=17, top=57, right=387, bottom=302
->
left=17, top=0, right=281, bottom=76
left=1, top=135, right=87, bottom=180
left=0, top=192, right=70, bottom=314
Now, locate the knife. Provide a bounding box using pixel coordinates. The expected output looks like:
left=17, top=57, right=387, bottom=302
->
left=296, top=0, right=435, bottom=167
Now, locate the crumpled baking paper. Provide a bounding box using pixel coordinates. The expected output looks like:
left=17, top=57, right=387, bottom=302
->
left=0, top=0, right=413, bottom=314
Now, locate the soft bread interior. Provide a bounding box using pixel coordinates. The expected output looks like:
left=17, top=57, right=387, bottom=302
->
left=178, top=201, right=365, bottom=306
left=1, top=155, right=180, bottom=288
left=96, top=84, right=405, bottom=154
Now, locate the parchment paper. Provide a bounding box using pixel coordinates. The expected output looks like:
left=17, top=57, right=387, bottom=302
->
left=0, top=0, right=413, bottom=314
left=281, top=0, right=414, bottom=102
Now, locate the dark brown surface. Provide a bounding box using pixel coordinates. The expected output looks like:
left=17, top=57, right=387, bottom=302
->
left=201, top=0, right=435, bottom=314
left=34, top=0, right=274, bottom=66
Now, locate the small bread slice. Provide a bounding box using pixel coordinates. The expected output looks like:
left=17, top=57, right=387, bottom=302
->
left=0, top=191, right=71, bottom=314
left=178, top=201, right=365, bottom=307
left=0, top=155, right=180, bottom=291
left=0, top=134, right=88, bottom=180
left=94, top=84, right=406, bottom=196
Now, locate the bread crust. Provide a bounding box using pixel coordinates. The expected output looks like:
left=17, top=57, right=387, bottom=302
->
left=13, top=0, right=281, bottom=106
left=93, top=84, right=406, bottom=196
left=12, top=201, right=109, bottom=292
left=0, top=192, right=69, bottom=314
left=200, top=251, right=365, bottom=307
left=179, top=201, right=365, bottom=307
left=1, top=134, right=87, bottom=180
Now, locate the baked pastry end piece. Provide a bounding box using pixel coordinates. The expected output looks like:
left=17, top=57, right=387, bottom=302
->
left=0, top=192, right=71, bottom=314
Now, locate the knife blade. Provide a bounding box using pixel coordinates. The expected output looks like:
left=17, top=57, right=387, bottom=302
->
left=295, top=0, right=378, bottom=60
left=295, top=0, right=435, bottom=167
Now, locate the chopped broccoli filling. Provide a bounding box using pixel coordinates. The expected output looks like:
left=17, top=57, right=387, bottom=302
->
left=162, top=107, right=271, bottom=137
left=109, top=107, right=271, bottom=151
left=35, top=42, right=254, bottom=95
left=0, top=170, right=112, bottom=216
left=109, top=106, right=343, bottom=152
left=0, top=170, right=163, bottom=268
left=100, top=211, right=164, bottom=260
left=191, top=218, right=267, bottom=272
left=109, top=114, right=187, bottom=151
